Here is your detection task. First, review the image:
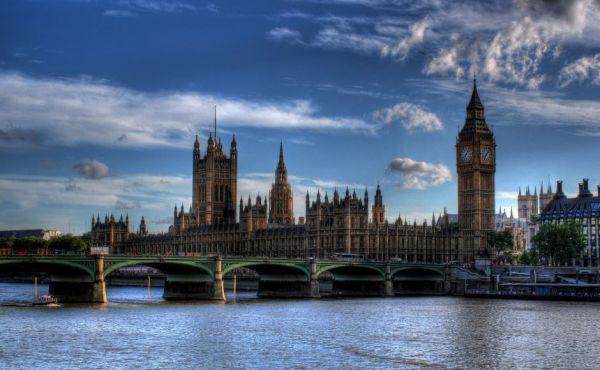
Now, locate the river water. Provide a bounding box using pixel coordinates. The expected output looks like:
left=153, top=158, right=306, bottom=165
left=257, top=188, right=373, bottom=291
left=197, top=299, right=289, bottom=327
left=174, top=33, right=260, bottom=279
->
left=1, top=282, right=599, bottom=369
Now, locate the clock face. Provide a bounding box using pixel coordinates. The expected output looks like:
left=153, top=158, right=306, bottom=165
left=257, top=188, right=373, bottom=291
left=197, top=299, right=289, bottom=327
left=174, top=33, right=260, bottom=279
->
left=461, top=146, right=472, bottom=162
left=481, top=146, right=493, bottom=161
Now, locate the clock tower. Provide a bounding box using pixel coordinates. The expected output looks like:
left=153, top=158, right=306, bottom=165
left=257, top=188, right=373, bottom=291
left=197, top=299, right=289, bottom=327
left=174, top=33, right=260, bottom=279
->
left=456, top=78, right=496, bottom=260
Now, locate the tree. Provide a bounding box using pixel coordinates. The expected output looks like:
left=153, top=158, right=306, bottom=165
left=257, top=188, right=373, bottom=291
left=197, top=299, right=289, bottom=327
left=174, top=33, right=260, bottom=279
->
left=12, top=236, right=48, bottom=251
left=0, top=238, right=14, bottom=249
left=48, top=235, right=89, bottom=254
left=532, top=221, right=586, bottom=266
left=488, top=230, right=514, bottom=264
left=517, top=249, right=540, bottom=266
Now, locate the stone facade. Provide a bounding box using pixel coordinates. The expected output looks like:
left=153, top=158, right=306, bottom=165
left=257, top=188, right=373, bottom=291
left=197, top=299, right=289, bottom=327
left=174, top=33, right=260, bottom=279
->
left=518, top=182, right=555, bottom=220
left=269, top=143, right=294, bottom=225
left=91, top=83, right=498, bottom=263
left=456, top=78, right=496, bottom=257
left=191, top=133, right=237, bottom=226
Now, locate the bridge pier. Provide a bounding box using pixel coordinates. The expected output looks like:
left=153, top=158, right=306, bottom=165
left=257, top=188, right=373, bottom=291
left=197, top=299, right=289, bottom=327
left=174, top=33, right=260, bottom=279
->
left=384, top=263, right=394, bottom=297
left=309, top=259, right=320, bottom=298
left=162, top=257, right=225, bottom=301
left=48, top=255, right=107, bottom=303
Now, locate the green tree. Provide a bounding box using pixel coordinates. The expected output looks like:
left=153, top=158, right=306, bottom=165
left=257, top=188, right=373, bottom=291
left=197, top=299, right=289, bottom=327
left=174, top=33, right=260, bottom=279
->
left=0, top=238, right=14, bottom=249
left=48, top=235, right=89, bottom=254
left=517, top=249, right=540, bottom=266
left=532, top=221, right=586, bottom=266
left=488, top=230, right=514, bottom=264
left=12, top=236, right=48, bottom=251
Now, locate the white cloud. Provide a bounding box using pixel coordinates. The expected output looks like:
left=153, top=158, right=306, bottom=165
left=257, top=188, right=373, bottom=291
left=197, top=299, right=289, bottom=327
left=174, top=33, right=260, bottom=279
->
left=0, top=72, right=375, bottom=149
left=420, top=77, right=600, bottom=135
left=103, top=9, right=136, bottom=17
left=312, top=27, right=388, bottom=55
left=72, top=159, right=110, bottom=180
left=266, top=27, right=304, bottom=45
left=497, top=191, right=518, bottom=200
left=374, top=102, right=443, bottom=132
left=280, top=0, right=600, bottom=89
left=119, top=0, right=196, bottom=13
left=381, top=18, right=430, bottom=61
left=558, top=53, right=600, bottom=87
left=385, top=158, right=452, bottom=190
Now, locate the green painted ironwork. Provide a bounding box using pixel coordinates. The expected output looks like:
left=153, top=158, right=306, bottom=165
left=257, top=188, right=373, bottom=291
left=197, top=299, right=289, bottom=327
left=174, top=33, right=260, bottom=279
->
left=0, top=255, right=446, bottom=282
left=316, top=262, right=386, bottom=279
left=0, top=256, right=96, bottom=280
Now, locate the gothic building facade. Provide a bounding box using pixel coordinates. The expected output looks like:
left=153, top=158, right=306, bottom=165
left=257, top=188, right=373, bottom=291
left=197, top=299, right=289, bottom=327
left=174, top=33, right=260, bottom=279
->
left=456, top=79, right=496, bottom=257
left=269, top=143, right=294, bottom=225
left=517, top=182, right=555, bottom=220
left=192, top=132, right=237, bottom=226
left=92, top=83, right=496, bottom=263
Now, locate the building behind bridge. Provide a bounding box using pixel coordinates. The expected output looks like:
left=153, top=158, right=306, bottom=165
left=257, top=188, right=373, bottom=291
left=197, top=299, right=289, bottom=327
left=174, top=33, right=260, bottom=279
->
left=92, top=82, right=498, bottom=264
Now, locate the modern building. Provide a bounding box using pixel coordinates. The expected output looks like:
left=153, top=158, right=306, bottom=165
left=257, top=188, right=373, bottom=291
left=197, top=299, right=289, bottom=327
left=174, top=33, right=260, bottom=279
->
left=92, top=82, right=495, bottom=263
left=540, top=179, right=600, bottom=266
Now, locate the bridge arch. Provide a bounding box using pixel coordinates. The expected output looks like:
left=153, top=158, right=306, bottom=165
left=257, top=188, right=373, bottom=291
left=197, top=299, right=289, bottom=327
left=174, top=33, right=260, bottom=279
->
left=390, top=266, right=446, bottom=295
left=222, top=261, right=310, bottom=279
left=390, top=266, right=446, bottom=280
left=0, top=258, right=96, bottom=281
left=103, top=258, right=214, bottom=279
left=316, top=264, right=386, bottom=279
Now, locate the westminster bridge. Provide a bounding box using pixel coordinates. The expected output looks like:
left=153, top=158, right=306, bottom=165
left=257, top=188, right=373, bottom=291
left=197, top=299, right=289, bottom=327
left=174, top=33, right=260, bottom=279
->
left=0, top=255, right=455, bottom=303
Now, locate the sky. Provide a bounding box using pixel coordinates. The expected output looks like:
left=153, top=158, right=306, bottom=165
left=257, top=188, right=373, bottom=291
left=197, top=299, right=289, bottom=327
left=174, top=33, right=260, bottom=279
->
left=1, top=0, right=600, bottom=235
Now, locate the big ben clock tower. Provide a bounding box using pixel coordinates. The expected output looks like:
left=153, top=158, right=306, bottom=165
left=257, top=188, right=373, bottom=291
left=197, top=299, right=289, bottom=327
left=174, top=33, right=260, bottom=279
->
left=456, top=78, right=496, bottom=260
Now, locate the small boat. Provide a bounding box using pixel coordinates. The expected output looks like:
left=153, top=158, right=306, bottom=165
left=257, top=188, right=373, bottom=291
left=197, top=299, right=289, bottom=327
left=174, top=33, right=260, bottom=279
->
left=32, top=294, right=59, bottom=306
left=32, top=276, right=60, bottom=306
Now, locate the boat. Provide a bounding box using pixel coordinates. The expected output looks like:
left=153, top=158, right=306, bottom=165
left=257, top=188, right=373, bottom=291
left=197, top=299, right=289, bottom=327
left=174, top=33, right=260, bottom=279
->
left=32, top=276, right=60, bottom=306
left=32, top=295, right=59, bottom=306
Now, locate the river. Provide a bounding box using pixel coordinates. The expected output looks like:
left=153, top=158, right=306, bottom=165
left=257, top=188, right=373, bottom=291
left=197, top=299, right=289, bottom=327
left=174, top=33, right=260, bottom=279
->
left=1, top=282, right=599, bottom=369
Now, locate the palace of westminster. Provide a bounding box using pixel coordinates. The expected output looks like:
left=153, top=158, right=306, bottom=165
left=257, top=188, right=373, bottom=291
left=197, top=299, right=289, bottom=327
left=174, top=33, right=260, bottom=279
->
left=91, top=82, right=499, bottom=263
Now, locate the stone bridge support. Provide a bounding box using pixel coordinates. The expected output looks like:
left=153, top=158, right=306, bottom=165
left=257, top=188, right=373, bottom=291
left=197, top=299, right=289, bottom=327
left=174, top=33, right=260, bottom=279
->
left=48, top=255, right=107, bottom=303
left=162, top=256, right=224, bottom=301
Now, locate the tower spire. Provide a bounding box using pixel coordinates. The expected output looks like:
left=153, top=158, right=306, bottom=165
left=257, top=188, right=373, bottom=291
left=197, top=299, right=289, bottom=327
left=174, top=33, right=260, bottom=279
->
left=279, top=141, right=284, bottom=164
left=214, top=105, right=217, bottom=139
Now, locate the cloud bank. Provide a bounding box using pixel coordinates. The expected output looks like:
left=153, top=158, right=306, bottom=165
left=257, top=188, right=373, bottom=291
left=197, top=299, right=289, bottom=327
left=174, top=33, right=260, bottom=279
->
left=0, top=72, right=375, bottom=149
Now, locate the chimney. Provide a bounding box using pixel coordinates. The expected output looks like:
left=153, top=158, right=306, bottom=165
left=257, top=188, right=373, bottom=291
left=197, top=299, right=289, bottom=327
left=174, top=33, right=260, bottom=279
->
left=597, top=185, right=600, bottom=197
left=580, top=178, right=592, bottom=197
left=554, top=180, right=566, bottom=200
left=578, top=183, right=583, bottom=197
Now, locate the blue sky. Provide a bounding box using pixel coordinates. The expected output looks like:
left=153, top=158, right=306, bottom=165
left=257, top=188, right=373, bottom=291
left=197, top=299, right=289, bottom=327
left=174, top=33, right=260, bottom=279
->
left=1, top=0, right=600, bottom=235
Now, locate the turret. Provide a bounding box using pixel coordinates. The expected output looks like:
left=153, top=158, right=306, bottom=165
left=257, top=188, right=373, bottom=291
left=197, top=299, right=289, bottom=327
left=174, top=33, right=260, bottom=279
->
left=375, top=184, right=383, bottom=206
left=139, top=216, right=147, bottom=235
left=194, top=135, right=201, bottom=160
left=207, top=132, right=215, bottom=153
left=230, top=135, right=237, bottom=157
